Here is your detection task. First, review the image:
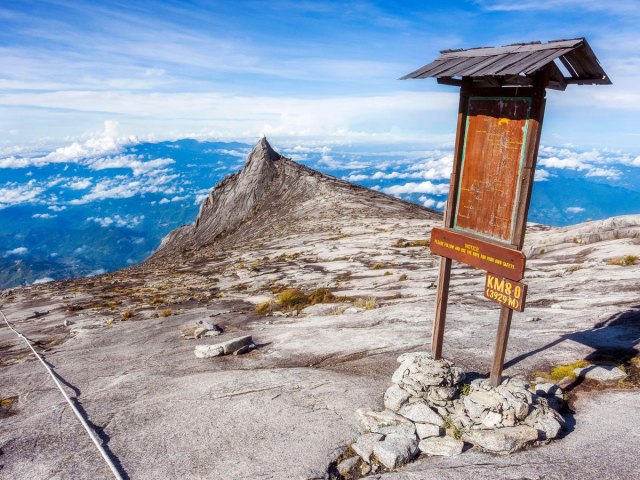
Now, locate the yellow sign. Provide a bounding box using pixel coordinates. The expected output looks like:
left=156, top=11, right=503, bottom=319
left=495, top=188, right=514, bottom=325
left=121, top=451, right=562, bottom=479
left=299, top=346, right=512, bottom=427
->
left=484, top=273, right=527, bottom=312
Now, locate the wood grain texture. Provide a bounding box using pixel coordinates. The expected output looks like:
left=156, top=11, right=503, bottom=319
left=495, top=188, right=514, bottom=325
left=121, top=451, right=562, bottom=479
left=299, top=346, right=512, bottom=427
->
left=454, top=96, right=531, bottom=243
left=430, top=227, right=526, bottom=281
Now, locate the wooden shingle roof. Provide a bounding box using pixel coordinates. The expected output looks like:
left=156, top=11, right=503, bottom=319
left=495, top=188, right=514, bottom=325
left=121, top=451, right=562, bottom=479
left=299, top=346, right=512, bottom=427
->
left=401, top=38, right=611, bottom=91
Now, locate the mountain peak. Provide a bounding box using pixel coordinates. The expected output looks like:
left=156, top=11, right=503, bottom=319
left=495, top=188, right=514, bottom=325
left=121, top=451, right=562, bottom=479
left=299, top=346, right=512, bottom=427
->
left=153, top=140, right=439, bottom=256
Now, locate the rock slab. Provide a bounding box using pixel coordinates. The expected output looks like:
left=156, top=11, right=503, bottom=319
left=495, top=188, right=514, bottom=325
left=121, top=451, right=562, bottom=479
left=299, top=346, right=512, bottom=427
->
left=194, top=335, right=253, bottom=358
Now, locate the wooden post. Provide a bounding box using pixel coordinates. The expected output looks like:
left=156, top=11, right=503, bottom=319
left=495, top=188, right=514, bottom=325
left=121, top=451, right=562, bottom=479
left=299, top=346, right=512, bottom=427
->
left=489, top=68, right=549, bottom=386
left=490, top=306, right=513, bottom=386
left=431, top=257, right=451, bottom=359
left=430, top=81, right=470, bottom=359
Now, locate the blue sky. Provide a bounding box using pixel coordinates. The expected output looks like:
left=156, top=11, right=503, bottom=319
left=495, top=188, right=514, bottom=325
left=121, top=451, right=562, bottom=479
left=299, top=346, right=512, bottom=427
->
left=2, top=0, right=640, bottom=150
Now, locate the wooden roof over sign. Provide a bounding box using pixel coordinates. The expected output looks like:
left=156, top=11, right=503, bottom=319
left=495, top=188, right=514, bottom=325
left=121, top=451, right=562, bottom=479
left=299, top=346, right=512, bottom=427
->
left=400, top=38, right=611, bottom=91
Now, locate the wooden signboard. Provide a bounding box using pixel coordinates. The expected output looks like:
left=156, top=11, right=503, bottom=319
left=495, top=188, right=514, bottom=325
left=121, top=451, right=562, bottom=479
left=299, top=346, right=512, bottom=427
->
left=454, top=97, right=531, bottom=243
left=484, top=273, right=527, bottom=312
left=430, top=82, right=547, bottom=386
left=430, top=227, right=526, bottom=281
left=403, top=39, right=611, bottom=388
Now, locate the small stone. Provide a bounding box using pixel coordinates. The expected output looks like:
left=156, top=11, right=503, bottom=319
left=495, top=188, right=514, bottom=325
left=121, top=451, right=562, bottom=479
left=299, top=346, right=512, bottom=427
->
left=535, top=383, right=563, bottom=396
left=181, top=320, right=221, bottom=338
left=220, top=335, right=253, bottom=354
left=372, top=434, right=418, bottom=469
left=463, top=425, right=540, bottom=453
left=343, top=307, right=365, bottom=314
left=384, top=384, right=411, bottom=412
left=415, top=423, right=442, bottom=439
left=418, top=436, right=464, bottom=457
left=481, top=411, right=503, bottom=429
left=398, top=401, right=444, bottom=426
left=463, top=395, right=487, bottom=419
left=193, top=327, right=208, bottom=338
left=467, top=390, right=502, bottom=411
left=450, top=367, right=465, bottom=385
left=336, top=456, right=359, bottom=476
left=428, top=386, right=457, bottom=402
left=360, top=462, right=371, bottom=475
left=194, top=335, right=253, bottom=358
left=194, top=344, right=224, bottom=358
left=574, top=365, right=627, bottom=382
left=356, top=409, right=416, bottom=437
left=351, top=433, right=384, bottom=463
left=534, top=416, right=562, bottom=440
left=391, top=361, right=412, bottom=384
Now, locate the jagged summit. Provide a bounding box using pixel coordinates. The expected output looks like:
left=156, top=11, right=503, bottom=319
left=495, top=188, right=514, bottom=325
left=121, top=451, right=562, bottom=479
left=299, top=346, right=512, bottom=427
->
left=153, top=138, right=440, bottom=258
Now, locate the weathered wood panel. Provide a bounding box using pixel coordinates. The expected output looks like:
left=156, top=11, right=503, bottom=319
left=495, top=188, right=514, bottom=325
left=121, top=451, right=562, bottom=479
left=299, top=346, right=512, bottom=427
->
left=430, top=227, right=526, bottom=281
left=454, top=96, right=531, bottom=243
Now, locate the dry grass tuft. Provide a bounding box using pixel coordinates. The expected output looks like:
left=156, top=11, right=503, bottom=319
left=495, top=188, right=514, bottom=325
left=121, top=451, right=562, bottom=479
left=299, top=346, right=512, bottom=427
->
left=607, top=255, right=638, bottom=266
left=372, top=262, right=384, bottom=270
left=121, top=310, right=135, bottom=320
left=354, top=297, right=377, bottom=310
left=398, top=274, right=408, bottom=281
left=159, top=308, right=172, bottom=317
left=255, top=300, right=274, bottom=314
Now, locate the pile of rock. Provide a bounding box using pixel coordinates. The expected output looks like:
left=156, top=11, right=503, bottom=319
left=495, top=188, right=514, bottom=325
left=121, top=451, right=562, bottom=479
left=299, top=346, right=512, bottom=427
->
left=338, top=352, right=565, bottom=476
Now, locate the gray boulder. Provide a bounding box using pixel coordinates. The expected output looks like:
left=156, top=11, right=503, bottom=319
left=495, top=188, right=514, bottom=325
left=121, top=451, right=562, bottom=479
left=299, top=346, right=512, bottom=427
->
left=418, top=436, right=464, bottom=456
left=351, top=433, right=384, bottom=463
left=415, top=423, right=442, bottom=439
left=463, top=425, right=540, bottom=453
left=372, top=434, right=418, bottom=469
left=194, top=335, right=253, bottom=358
left=574, top=365, right=627, bottom=382
left=384, top=384, right=411, bottom=412
left=356, top=408, right=416, bottom=437
left=534, top=416, right=563, bottom=440
left=398, top=400, right=444, bottom=426
left=336, top=456, right=359, bottom=476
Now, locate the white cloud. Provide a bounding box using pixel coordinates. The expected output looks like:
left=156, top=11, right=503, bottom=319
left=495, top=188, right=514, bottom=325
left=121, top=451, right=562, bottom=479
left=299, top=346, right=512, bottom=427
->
left=48, top=205, right=67, bottom=212
left=0, top=121, right=138, bottom=169
left=534, top=169, right=552, bottom=182
left=345, top=174, right=369, bottom=181
left=5, top=247, right=28, bottom=256
left=86, top=215, right=145, bottom=228
left=0, top=180, right=45, bottom=209
left=32, top=213, right=56, bottom=219
left=88, top=269, right=106, bottom=276
left=67, top=178, right=93, bottom=190
left=383, top=181, right=449, bottom=196
left=538, top=155, right=588, bottom=170
left=70, top=173, right=179, bottom=204
left=565, top=206, right=585, bottom=214
left=89, top=155, right=175, bottom=176
left=585, top=167, right=622, bottom=179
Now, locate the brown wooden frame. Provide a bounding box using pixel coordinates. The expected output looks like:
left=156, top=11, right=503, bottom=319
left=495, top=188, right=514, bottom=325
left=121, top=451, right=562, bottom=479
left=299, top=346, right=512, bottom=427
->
left=431, top=68, right=548, bottom=386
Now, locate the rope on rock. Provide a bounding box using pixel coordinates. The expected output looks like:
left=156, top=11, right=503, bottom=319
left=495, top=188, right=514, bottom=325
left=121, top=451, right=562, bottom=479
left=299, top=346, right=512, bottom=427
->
left=0, top=309, right=124, bottom=480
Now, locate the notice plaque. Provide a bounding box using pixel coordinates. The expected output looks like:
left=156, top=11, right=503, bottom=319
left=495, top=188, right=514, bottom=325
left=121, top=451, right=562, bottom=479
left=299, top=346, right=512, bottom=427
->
left=484, top=273, right=527, bottom=312
left=454, top=97, right=531, bottom=243
left=430, top=227, right=526, bottom=281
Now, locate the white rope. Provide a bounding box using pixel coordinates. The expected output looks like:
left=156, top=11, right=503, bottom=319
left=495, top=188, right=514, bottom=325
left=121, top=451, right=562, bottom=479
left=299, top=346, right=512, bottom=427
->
left=0, top=309, right=124, bottom=480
